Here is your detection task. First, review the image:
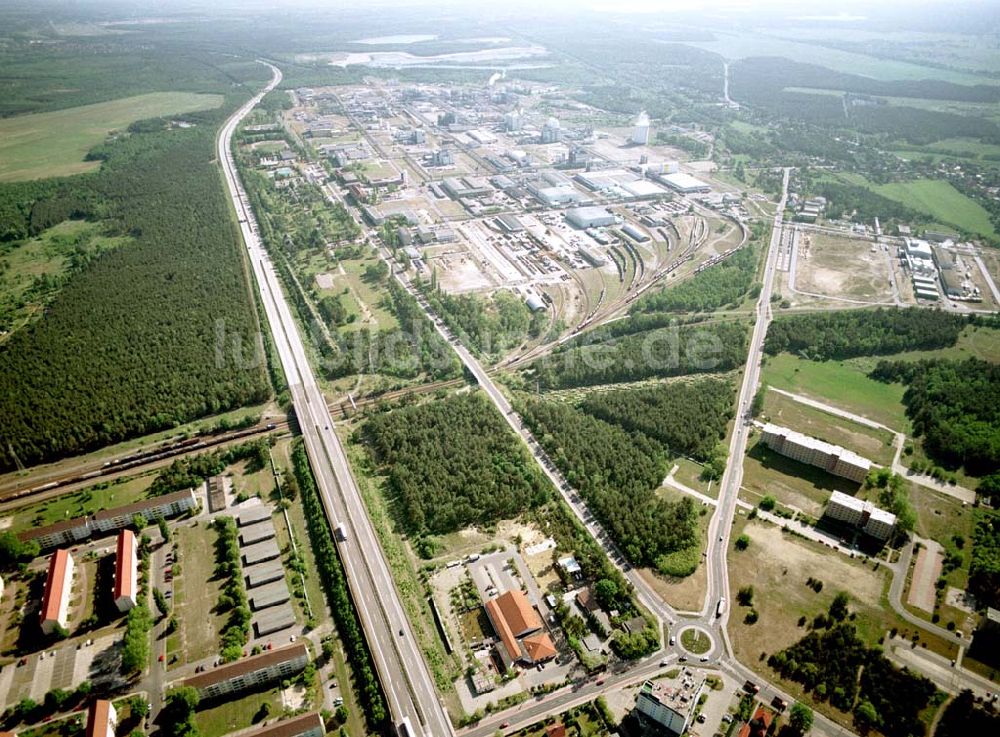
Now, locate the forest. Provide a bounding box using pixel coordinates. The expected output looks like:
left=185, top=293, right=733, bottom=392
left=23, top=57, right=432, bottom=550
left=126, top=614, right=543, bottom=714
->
left=0, top=104, right=271, bottom=471
left=632, top=243, right=760, bottom=314
left=764, top=308, right=967, bottom=361
left=579, top=378, right=734, bottom=462
left=361, top=393, right=551, bottom=535
left=531, top=320, right=747, bottom=389
left=517, top=398, right=698, bottom=571
left=870, top=358, right=1000, bottom=475
left=419, top=286, right=545, bottom=357
left=769, top=616, right=936, bottom=737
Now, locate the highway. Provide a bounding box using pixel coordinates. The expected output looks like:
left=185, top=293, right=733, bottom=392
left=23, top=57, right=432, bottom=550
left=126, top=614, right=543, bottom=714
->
left=705, top=167, right=790, bottom=642
left=217, top=63, right=452, bottom=737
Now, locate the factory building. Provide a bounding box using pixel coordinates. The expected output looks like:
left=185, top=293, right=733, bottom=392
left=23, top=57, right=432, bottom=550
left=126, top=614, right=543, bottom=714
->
left=760, top=423, right=872, bottom=483
left=525, top=294, right=547, bottom=312
left=566, top=206, right=616, bottom=229
left=633, top=674, right=705, bottom=737
left=903, top=239, right=935, bottom=276
left=40, top=549, right=75, bottom=635
left=504, top=109, right=523, bottom=132
left=181, top=643, right=309, bottom=700
left=578, top=247, right=607, bottom=267
left=631, top=110, right=651, bottom=145
left=541, top=117, right=562, bottom=144
left=657, top=171, right=711, bottom=193
left=620, top=223, right=650, bottom=242
left=825, top=491, right=897, bottom=540
left=85, top=700, right=117, bottom=737
left=430, top=149, right=454, bottom=167
left=442, top=176, right=492, bottom=199
left=113, top=529, right=139, bottom=612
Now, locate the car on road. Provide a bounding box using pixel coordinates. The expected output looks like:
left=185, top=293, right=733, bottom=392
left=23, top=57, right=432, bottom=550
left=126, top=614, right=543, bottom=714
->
left=595, top=678, right=605, bottom=686
left=744, top=680, right=760, bottom=694
left=771, top=696, right=788, bottom=711
left=700, top=656, right=709, bottom=662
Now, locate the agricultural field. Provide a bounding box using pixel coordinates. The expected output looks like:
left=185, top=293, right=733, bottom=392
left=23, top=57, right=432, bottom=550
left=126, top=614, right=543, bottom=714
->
left=0, top=92, right=223, bottom=181
left=874, top=179, right=997, bottom=239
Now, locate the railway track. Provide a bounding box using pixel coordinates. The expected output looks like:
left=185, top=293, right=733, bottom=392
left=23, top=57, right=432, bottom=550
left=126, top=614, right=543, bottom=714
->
left=0, top=378, right=465, bottom=506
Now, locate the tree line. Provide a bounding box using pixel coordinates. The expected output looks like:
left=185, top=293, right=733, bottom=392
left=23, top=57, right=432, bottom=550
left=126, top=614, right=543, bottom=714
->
left=419, top=286, right=545, bottom=357
left=969, top=510, right=1000, bottom=611
left=361, top=392, right=551, bottom=536
left=764, top=308, right=968, bottom=361
left=518, top=398, right=697, bottom=571
left=870, top=358, right=1000, bottom=475
left=531, top=320, right=748, bottom=389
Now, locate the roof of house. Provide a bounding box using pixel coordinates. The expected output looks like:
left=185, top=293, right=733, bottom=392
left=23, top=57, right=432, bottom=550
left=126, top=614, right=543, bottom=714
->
left=180, top=642, right=308, bottom=690
left=17, top=516, right=89, bottom=542
left=546, top=725, right=567, bottom=737
left=41, top=549, right=72, bottom=625
left=738, top=707, right=773, bottom=737
left=485, top=597, right=521, bottom=662
left=240, top=712, right=324, bottom=737
left=493, top=590, right=542, bottom=637
left=85, top=700, right=115, bottom=737
left=113, top=530, right=137, bottom=603
left=522, top=632, right=557, bottom=662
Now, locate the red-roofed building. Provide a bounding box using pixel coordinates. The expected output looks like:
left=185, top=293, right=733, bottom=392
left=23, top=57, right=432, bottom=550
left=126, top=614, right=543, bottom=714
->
left=85, top=700, right=117, bottom=737
left=545, top=725, right=566, bottom=737
left=738, top=706, right=774, bottom=737
left=40, top=549, right=75, bottom=635
left=484, top=590, right=556, bottom=667
left=114, top=529, right=139, bottom=612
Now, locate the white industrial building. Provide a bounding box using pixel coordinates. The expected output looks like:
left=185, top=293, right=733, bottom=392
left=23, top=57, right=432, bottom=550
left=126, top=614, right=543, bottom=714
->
left=541, top=117, right=561, bottom=144
left=566, top=206, right=616, bottom=229
left=503, top=109, right=523, bottom=132
left=826, top=491, right=897, bottom=540
left=760, top=423, right=872, bottom=483
left=657, top=171, right=711, bottom=193
left=631, top=110, right=651, bottom=145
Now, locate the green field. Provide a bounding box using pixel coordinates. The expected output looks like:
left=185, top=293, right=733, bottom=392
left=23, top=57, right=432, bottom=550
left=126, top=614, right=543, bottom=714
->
left=761, top=353, right=909, bottom=430
left=0, top=92, right=223, bottom=181
left=874, top=179, right=997, bottom=238
left=5, top=474, right=152, bottom=532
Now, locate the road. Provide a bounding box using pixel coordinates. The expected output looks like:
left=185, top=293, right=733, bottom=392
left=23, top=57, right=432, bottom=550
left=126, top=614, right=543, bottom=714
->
left=704, top=167, right=790, bottom=644
left=217, top=62, right=451, bottom=737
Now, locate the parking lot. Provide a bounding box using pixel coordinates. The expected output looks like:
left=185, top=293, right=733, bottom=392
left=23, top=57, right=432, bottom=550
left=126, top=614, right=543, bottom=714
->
left=0, top=633, right=121, bottom=708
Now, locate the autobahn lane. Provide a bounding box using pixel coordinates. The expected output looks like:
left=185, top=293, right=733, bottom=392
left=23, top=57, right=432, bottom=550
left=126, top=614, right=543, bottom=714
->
left=218, top=62, right=452, bottom=737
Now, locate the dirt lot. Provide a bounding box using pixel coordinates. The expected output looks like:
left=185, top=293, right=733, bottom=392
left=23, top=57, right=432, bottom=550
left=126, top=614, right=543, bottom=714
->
left=796, top=233, right=893, bottom=302
left=173, top=521, right=225, bottom=666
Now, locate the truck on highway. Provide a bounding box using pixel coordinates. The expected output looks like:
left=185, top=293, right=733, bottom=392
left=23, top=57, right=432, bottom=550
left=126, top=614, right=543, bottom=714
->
left=716, top=598, right=727, bottom=617
left=335, top=523, right=347, bottom=542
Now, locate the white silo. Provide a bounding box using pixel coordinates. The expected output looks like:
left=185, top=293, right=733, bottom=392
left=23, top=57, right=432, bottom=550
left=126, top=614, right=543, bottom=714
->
left=631, top=110, right=651, bottom=145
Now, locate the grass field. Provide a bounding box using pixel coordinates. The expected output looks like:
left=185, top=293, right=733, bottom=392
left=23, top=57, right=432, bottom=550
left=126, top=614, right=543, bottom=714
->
left=0, top=91, right=223, bottom=181
left=874, top=179, right=996, bottom=239
left=195, top=688, right=283, bottom=737
left=5, top=473, right=152, bottom=533
left=174, top=522, right=226, bottom=666
left=761, top=353, right=909, bottom=430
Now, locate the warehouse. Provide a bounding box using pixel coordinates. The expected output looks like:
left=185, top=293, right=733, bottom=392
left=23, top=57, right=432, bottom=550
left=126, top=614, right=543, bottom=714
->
left=657, top=171, right=711, bottom=193
left=240, top=520, right=277, bottom=546
left=242, top=539, right=281, bottom=566
left=566, top=206, right=616, bottom=229
left=253, top=604, right=297, bottom=637
left=496, top=213, right=525, bottom=233
left=245, top=561, right=286, bottom=589
left=249, top=581, right=292, bottom=611
left=238, top=505, right=272, bottom=527
left=621, top=223, right=650, bottom=242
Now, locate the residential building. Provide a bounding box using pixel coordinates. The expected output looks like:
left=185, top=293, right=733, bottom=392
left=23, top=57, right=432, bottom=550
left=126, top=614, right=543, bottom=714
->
left=85, top=700, right=117, bottom=737
left=40, top=549, right=75, bottom=635
left=243, top=713, right=325, bottom=737
left=484, top=590, right=556, bottom=667
left=180, top=642, right=309, bottom=699
left=113, top=529, right=139, bottom=612
left=633, top=674, right=705, bottom=737
left=557, top=556, right=582, bottom=580
left=760, top=423, right=872, bottom=483
left=825, top=491, right=897, bottom=540
left=90, top=488, right=198, bottom=535
left=16, top=517, right=92, bottom=550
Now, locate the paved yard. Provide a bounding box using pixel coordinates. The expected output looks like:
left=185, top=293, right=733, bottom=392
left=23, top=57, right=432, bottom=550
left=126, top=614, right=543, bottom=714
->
left=908, top=539, right=943, bottom=614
